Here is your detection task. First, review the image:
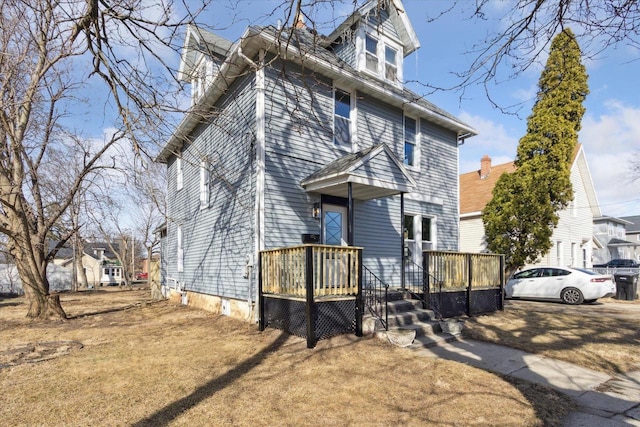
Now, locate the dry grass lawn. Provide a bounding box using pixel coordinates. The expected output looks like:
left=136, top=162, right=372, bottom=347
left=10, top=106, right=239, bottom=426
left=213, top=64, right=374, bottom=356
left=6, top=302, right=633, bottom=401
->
left=0, top=289, right=573, bottom=426
left=464, top=299, right=640, bottom=375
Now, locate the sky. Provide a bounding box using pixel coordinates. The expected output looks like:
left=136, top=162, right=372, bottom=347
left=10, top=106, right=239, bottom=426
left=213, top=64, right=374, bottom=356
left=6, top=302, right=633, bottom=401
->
left=193, top=0, right=640, bottom=218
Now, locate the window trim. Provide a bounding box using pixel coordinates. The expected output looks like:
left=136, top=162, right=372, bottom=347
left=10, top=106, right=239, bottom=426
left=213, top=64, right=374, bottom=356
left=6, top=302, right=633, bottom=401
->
left=177, top=226, right=184, bottom=273
left=176, top=156, right=183, bottom=191
left=358, top=26, right=403, bottom=86
left=403, top=115, right=419, bottom=169
left=333, top=87, right=356, bottom=151
left=199, top=159, right=210, bottom=209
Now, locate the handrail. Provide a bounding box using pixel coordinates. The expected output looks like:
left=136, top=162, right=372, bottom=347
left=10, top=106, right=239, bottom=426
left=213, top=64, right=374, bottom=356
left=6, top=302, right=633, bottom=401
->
left=404, top=258, right=444, bottom=319
left=362, top=265, right=388, bottom=330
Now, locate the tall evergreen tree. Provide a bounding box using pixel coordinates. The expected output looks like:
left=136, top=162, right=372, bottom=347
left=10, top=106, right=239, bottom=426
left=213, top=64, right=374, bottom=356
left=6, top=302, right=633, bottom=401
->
left=483, top=28, right=589, bottom=274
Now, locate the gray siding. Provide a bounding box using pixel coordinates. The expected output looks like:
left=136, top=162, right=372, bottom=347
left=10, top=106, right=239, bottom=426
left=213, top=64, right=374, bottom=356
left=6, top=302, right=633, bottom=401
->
left=353, top=148, right=406, bottom=185
left=263, top=60, right=334, bottom=248
left=417, top=120, right=460, bottom=251
left=165, top=74, right=256, bottom=300
left=364, top=8, right=400, bottom=40
left=333, top=37, right=357, bottom=68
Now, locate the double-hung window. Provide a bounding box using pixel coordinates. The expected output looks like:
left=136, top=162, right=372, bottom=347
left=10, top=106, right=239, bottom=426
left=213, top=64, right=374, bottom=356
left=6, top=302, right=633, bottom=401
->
left=177, top=226, right=184, bottom=272
left=385, top=46, right=397, bottom=82
left=404, top=116, right=417, bottom=167
left=199, top=160, right=209, bottom=208
left=365, top=35, right=379, bottom=73
left=334, top=88, right=352, bottom=149
left=176, top=156, right=183, bottom=190
left=361, top=30, right=401, bottom=85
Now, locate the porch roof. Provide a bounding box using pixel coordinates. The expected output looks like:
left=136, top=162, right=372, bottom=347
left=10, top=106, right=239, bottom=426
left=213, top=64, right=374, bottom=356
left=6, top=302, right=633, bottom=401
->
left=301, top=144, right=416, bottom=200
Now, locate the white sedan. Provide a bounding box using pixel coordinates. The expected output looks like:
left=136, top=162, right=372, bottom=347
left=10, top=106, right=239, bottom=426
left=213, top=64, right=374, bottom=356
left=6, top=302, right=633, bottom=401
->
left=506, top=267, right=616, bottom=304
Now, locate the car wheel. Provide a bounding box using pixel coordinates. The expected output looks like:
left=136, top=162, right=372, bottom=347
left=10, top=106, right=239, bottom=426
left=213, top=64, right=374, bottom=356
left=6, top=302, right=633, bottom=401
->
left=561, top=287, right=584, bottom=305
left=584, top=299, right=597, bottom=304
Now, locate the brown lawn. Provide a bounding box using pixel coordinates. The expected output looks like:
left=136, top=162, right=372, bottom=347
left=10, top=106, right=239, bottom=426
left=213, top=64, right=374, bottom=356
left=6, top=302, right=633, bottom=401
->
left=0, top=289, right=573, bottom=426
left=464, top=299, right=640, bottom=375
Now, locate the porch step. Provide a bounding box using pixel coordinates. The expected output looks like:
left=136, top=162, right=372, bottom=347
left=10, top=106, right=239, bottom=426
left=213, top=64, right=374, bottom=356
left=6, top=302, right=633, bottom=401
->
left=373, top=296, right=464, bottom=349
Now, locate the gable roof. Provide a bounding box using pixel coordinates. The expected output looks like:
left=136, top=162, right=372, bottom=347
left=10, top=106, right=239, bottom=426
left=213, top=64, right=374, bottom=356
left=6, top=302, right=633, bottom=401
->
left=459, top=144, right=600, bottom=217
left=323, top=0, right=420, bottom=56
left=157, top=5, right=476, bottom=163
left=301, top=143, right=416, bottom=200
left=178, top=25, right=235, bottom=82
left=50, top=242, right=120, bottom=261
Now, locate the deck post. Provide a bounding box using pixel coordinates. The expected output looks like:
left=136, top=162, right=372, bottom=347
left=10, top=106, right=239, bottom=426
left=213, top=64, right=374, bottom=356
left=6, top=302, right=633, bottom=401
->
left=355, top=248, right=363, bottom=337
left=400, top=193, right=405, bottom=291
left=305, top=245, right=316, bottom=348
left=258, top=251, right=265, bottom=331
left=466, top=253, right=472, bottom=316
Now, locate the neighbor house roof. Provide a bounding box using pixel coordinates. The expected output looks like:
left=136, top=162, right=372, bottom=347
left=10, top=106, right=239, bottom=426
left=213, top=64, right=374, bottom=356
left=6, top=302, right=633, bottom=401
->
left=459, top=144, right=593, bottom=217
left=620, top=215, right=640, bottom=233
left=459, top=161, right=516, bottom=216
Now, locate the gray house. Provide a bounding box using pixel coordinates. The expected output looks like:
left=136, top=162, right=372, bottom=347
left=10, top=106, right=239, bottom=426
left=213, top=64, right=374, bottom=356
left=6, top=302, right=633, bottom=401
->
left=157, top=0, right=476, bottom=320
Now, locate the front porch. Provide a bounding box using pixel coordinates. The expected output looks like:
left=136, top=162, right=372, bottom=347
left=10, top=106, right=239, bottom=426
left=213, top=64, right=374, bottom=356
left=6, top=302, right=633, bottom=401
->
left=259, top=245, right=504, bottom=347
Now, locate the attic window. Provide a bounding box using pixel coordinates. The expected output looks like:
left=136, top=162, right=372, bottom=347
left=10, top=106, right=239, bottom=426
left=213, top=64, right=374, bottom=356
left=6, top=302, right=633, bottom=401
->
left=365, top=35, right=378, bottom=73
left=360, top=28, right=402, bottom=86
left=385, top=46, right=397, bottom=81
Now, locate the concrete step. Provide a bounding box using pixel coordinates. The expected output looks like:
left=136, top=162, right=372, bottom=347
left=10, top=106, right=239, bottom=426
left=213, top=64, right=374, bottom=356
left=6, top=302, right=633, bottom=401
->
left=409, top=332, right=461, bottom=349
left=386, top=309, right=437, bottom=328
left=387, top=298, right=428, bottom=314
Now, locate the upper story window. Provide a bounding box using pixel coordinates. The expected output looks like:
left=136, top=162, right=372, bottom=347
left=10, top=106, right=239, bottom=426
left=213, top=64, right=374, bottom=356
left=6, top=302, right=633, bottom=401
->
left=176, top=156, right=183, bottom=191
left=365, top=35, right=379, bottom=73
left=334, top=88, right=353, bottom=150
left=385, top=46, right=397, bottom=81
left=177, top=226, right=184, bottom=272
left=359, top=28, right=402, bottom=85
left=199, top=159, right=210, bottom=208
left=404, top=116, right=417, bottom=167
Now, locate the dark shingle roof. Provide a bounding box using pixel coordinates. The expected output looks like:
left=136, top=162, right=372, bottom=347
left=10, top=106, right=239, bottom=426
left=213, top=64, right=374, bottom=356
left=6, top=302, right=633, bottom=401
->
left=620, top=215, right=640, bottom=233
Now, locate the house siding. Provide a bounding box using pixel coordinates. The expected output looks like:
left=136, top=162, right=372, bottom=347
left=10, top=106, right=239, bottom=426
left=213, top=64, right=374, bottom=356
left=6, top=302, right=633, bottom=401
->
left=263, top=60, right=333, bottom=248
left=364, top=7, right=400, bottom=40
left=261, top=59, right=461, bottom=285
left=538, top=154, right=594, bottom=268
left=165, top=74, right=257, bottom=300
left=460, top=150, right=596, bottom=268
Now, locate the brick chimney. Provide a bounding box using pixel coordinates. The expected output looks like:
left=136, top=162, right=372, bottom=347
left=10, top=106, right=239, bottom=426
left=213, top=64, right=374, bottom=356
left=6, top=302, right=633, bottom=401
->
left=480, top=155, right=491, bottom=179
left=294, top=11, right=306, bottom=29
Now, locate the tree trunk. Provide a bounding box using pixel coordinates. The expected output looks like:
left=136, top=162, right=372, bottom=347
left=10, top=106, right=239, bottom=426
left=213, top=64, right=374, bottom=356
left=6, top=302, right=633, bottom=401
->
left=14, top=252, right=67, bottom=320
left=75, top=252, right=88, bottom=289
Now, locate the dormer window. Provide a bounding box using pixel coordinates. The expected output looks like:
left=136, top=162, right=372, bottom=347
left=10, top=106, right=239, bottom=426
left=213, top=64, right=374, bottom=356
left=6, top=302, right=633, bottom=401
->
left=358, top=28, right=403, bottom=86
left=365, top=35, right=379, bottom=73
left=385, top=46, right=397, bottom=81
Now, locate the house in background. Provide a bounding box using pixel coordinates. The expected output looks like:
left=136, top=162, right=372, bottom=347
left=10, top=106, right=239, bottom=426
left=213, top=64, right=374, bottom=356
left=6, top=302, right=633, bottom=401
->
left=592, top=216, right=640, bottom=264
left=620, top=215, right=640, bottom=262
left=52, top=242, right=123, bottom=287
left=0, top=264, right=72, bottom=295
left=156, top=0, right=476, bottom=320
left=459, top=144, right=601, bottom=269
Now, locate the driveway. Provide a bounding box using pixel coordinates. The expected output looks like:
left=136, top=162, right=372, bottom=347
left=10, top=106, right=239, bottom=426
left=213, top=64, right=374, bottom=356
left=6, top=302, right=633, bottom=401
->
left=504, top=298, right=640, bottom=320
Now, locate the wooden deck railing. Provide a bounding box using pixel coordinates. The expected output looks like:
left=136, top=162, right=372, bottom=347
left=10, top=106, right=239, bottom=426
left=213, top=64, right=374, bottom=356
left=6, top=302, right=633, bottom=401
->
left=260, top=244, right=363, bottom=298
left=426, top=251, right=504, bottom=290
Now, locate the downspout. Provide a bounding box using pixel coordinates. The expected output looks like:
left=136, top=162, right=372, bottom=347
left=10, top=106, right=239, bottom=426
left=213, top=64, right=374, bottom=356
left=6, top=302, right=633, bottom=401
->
left=242, top=46, right=265, bottom=322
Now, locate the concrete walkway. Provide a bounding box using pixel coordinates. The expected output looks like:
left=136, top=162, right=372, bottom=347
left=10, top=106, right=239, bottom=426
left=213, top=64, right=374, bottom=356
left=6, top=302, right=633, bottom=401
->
left=409, top=337, right=640, bottom=426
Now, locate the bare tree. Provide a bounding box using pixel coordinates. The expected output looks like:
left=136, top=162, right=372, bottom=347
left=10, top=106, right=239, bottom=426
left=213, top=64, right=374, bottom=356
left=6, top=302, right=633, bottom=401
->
left=0, top=0, right=206, bottom=318
left=423, top=1, right=639, bottom=111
